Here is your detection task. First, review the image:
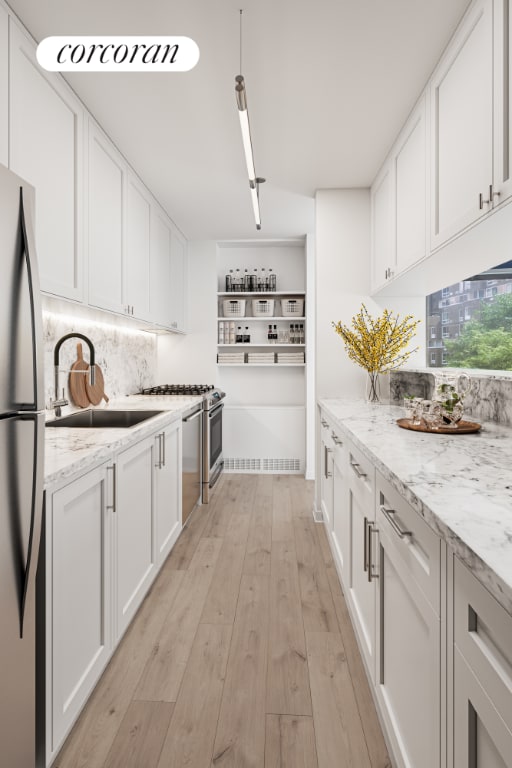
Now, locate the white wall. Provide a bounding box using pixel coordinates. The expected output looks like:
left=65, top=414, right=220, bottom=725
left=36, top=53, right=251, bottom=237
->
left=315, top=189, right=373, bottom=399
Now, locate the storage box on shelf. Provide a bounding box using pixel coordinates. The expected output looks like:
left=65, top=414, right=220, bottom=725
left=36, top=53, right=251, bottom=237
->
left=217, top=289, right=306, bottom=366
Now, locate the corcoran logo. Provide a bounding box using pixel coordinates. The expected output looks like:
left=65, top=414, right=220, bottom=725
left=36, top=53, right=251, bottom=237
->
left=36, top=36, right=200, bottom=72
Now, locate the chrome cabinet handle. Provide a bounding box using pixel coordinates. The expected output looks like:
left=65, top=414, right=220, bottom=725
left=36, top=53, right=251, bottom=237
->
left=363, top=516, right=369, bottom=572
left=350, top=460, right=367, bottom=479
left=368, top=523, right=379, bottom=582
left=107, top=464, right=116, bottom=512
left=161, top=431, right=166, bottom=467
left=479, top=191, right=491, bottom=209
left=490, top=184, right=500, bottom=203
left=380, top=504, right=412, bottom=539
left=324, top=445, right=333, bottom=478
left=332, top=433, right=342, bottom=446
left=155, top=434, right=163, bottom=469
left=321, top=419, right=328, bottom=427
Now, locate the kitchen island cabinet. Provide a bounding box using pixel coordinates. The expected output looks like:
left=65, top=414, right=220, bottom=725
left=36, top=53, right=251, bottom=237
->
left=318, top=399, right=512, bottom=768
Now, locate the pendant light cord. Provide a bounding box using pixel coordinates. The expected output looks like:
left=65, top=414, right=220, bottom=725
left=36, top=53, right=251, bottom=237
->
left=239, top=9, right=243, bottom=74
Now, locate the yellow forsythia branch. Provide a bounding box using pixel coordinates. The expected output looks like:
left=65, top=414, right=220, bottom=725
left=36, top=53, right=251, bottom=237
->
left=332, top=304, right=420, bottom=374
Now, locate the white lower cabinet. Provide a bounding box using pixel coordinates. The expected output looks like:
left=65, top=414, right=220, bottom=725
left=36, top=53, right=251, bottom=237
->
left=155, top=419, right=182, bottom=566
left=114, top=434, right=157, bottom=641
left=44, top=419, right=184, bottom=764
left=47, top=462, right=113, bottom=762
left=452, top=557, right=512, bottom=768
left=346, top=442, right=377, bottom=682
left=319, top=407, right=512, bottom=768
left=375, top=473, right=441, bottom=768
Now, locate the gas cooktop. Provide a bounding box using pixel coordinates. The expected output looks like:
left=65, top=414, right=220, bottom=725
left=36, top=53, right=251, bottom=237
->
left=141, top=384, right=215, bottom=396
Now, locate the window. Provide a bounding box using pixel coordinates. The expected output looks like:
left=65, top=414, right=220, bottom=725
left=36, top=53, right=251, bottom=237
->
left=426, top=260, right=512, bottom=369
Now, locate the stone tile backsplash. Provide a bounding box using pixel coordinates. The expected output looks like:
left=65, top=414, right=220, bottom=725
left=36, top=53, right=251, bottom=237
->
left=390, top=369, right=512, bottom=426
left=42, top=296, right=157, bottom=413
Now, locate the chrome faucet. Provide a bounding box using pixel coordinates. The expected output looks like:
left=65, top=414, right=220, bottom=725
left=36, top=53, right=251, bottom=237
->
left=51, top=332, right=96, bottom=416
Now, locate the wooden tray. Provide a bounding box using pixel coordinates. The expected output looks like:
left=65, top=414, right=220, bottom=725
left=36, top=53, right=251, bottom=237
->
left=397, top=418, right=481, bottom=434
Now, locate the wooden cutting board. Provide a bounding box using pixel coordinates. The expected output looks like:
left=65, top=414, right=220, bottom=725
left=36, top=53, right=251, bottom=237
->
left=69, top=343, right=90, bottom=408
left=85, top=363, right=109, bottom=406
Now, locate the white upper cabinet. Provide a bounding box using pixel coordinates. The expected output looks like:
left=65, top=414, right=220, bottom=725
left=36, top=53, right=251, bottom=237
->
left=87, top=121, right=124, bottom=314
left=9, top=19, right=84, bottom=301
left=125, top=173, right=151, bottom=321
left=493, top=0, right=512, bottom=207
left=170, top=229, right=187, bottom=332
left=371, top=161, right=394, bottom=292
left=430, top=0, right=493, bottom=249
left=0, top=6, right=8, bottom=167
left=150, top=206, right=173, bottom=328
left=395, top=93, right=428, bottom=273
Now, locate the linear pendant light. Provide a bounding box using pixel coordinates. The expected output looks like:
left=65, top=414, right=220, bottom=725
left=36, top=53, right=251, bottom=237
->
left=235, top=10, right=265, bottom=230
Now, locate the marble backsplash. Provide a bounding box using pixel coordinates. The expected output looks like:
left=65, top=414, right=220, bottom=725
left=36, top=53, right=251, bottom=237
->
left=42, top=296, right=157, bottom=413
left=390, top=369, right=512, bottom=426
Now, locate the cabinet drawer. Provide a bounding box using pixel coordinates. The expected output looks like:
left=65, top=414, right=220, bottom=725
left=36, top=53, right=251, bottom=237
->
left=454, top=556, right=512, bottom=733
left=328, top=421, right=344, bottom=469
left=376, top=471, right=441, bottom=614
left=320, top=411, right=335, bottom=447
left=347, top=442, right=375, bottom=506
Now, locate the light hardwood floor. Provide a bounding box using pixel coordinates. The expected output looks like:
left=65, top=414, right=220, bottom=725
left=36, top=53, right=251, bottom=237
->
left=53, top=474, right=391, bottom=768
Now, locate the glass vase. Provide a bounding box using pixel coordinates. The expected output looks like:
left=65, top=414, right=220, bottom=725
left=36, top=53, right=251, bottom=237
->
left=366, top=372, right=380, bottom=403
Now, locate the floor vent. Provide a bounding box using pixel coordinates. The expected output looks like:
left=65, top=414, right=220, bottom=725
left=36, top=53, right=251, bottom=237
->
left=312, top=505, right=324, bottom=523
left=224, top=457, right=302, bottom=473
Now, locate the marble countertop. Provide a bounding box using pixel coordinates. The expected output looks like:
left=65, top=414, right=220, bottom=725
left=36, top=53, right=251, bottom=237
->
left=44, top=395, right=203, bottom=489
left=319, top=398, right=512, bottom=615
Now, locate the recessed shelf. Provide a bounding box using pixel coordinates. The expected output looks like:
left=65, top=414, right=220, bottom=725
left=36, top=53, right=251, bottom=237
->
left=217, top=343, right=305, bottom=347
left=217, top=291, right=305, bottom=297
left=216, top=317, right=306, bottom=322
left=217, top=363, right=306, bottom=367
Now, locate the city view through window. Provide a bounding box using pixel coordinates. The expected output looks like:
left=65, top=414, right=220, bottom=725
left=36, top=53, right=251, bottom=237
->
left=426, top=261, right=512, bottom=370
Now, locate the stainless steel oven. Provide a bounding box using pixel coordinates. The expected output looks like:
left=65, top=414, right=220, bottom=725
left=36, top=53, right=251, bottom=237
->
left=202, top=391, right=225, bottom=503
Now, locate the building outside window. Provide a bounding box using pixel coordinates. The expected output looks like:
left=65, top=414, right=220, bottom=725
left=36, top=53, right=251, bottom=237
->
left=426, top=261, right=512, bottom=369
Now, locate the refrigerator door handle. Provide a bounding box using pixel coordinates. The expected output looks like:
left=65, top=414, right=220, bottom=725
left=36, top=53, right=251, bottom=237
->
left=19, top=414, right=45, bottom=638
left=19, top=187, right=44, bottom=411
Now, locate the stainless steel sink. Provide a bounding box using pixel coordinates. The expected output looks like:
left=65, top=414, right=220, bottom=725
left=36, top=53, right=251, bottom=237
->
left=46, top=409, right=164, bottom=428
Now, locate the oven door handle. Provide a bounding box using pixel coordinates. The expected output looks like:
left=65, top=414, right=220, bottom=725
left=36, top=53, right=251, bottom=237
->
left=183, top=408, right=203, bottom=422
left=209, top=460, right=224, bottom=488
left=208, top=402, right=224, bottom=418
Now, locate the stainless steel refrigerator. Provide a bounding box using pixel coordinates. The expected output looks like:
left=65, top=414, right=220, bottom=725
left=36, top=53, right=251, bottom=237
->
left=0, top=163, right=45, bottom=768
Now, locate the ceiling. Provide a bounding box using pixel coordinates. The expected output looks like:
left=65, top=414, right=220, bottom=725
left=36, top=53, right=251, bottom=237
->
left=7, top=0, right=470, bottom=241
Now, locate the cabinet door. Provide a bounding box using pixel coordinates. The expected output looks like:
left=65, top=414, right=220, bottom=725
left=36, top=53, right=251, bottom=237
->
left=430, top=0, right=493, bottom=249
left=150, top=207, right=172, bottom=328
left=395, top=94, right=428, bottom=273
left=9, top=20, right=84, bottom=301
left=332, top=447, right=350, bottom=587
left=371, top=161, right=394, bottom=291
left=376, top=516, right=441, bottom=768
left=0, top=6, right=7, bottom=167
left=170, top=229, right=187, bottom=331
left=454, top=649, right=512, bottom=768
left=115, top=437, right=156, bottom=640
left=155, top=420, right=182, bottom=566
left=88, top=122, right=124, bottom=314
left=50, top=464, right=112, bottom=753
left=346, top=445, right=376, bottom=680
left=494, top=0, right=512, bottom=206
left=320, top=438, right=334, bottom=532
left=125, top=174, right=151, bottom=320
